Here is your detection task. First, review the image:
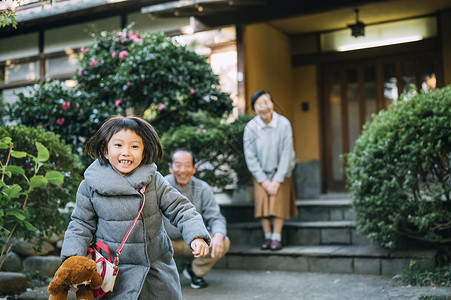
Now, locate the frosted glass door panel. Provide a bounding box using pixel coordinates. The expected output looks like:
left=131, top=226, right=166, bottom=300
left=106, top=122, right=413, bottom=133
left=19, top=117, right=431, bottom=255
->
left=364, top=66, right=377, bottom=122
left=330, top=72, right=343, bottom=181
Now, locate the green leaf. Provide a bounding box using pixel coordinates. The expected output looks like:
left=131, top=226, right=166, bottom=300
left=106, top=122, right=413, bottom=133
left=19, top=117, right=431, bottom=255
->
left=0, top=225, right=11, bottom=236
left=0, top=137, right=12, bottom=144
left=45, top=171, right=64, bottom=185
left=36, top=142, right=50, bottom=162
left=4, top=184, right=22, bottom=199
left=11, top=151, right=27, bottom=158
left=5, top=165, right=25, bottom=177
left=23, top=221, right=37, bottom=231
left=29, top=175, right=48, bottom=188
left=6, top=209, right=26, bottom=221
left=0, top=142, right=9, bottom=149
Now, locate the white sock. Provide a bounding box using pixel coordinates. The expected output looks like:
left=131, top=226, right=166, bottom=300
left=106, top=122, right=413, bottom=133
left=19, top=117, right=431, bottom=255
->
left=272, top=233, right=281, bottom=241
left=264, top=233, right=272, bottom=239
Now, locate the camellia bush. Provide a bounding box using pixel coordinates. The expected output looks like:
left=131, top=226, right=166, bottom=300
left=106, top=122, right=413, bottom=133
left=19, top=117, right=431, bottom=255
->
left=75, top=27, right=233, bottom=132
left=345, top=86, right=451, bottom=248
left=0, top=126, right=83, bottom=244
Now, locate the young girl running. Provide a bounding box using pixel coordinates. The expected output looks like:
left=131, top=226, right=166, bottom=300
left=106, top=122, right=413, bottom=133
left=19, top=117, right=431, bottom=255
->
left=60, top=115, right=210, bottom=299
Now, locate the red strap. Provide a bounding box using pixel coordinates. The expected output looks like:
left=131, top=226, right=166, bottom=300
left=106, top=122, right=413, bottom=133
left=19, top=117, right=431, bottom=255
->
left=96, top=256, right=107, bottom=277
left=95, top=240, right=112, bottom=262
left=86, top=247, right=96, bottom=258
left=116, top=186, right=146, bottom=257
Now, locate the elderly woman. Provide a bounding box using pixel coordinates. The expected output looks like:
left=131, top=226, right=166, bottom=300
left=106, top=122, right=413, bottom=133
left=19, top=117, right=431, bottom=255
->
left=243, top=90, right=297, bottom=250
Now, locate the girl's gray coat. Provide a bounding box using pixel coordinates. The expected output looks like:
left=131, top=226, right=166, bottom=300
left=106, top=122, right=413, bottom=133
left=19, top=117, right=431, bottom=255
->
left=61, top=160, right=211, bottom=299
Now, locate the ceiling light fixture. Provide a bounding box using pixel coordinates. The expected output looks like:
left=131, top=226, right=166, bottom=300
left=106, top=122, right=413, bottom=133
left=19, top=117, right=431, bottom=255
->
left=348, top=9, right=365, bottom=38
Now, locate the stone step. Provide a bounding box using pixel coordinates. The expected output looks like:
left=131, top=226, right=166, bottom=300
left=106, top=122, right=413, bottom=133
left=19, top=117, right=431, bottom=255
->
left=227, top=221, right=371, bottom=247
left=294, top=198, right=355, bottom=222
left=215, top=245, right=438, bottom=276
left=220, top=197, right=355, bottom=224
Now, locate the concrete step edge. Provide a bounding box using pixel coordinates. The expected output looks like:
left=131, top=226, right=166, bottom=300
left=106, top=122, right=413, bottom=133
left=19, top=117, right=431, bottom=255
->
left=226, top=245, right=438, bottom=259
left=220, top=199, right=353, bottom=208
left=228, top=221, right=356, bottom=229
left=296, top=199, right=352, bottom=206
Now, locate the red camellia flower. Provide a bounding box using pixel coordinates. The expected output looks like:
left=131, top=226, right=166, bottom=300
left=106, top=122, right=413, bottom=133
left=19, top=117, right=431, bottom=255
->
left=112, top=51, right=117, bottom=58
left=80, top=47, right=88, bottom=53
left=158, top=103, right=165, bottom=111
left=76, top=103, right=80, bottom=109
left=119, top=50, right=129, bottom=59
left=78, top=69, right=83, bottom=76
left=62, top=102, right=70, bottom=110
left=115, top=99, right=122, bottom=108
left=89, top=59, right=97, bottom=67
left=190, top=88, right=195, bottom=94
left=57, top=118, right=65, bottom=125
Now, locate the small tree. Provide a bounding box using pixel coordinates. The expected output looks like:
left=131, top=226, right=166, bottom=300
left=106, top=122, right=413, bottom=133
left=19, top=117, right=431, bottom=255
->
left=0, top=126, right=83, bottom=268
left=74, top=27, right=233, bottom=132
left=0, top=135, right=64, bottom=269
left=345, top=86, right=451, bottom=248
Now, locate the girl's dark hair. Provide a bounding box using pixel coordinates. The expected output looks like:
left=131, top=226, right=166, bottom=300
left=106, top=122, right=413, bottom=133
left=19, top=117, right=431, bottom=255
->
left=85, top=115, right=162, bottom=166
left=169, top=148, right=196, bottom=166
left=251, top=89, right=274, bottom=110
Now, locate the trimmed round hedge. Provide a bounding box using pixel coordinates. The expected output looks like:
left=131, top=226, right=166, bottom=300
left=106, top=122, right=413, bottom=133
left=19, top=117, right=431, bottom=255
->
left=346, top=86, right=451, bottom=248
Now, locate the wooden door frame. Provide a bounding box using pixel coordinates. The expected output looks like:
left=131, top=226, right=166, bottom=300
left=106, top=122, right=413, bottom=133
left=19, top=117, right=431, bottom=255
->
left=318, top=40, right=442, bottom=193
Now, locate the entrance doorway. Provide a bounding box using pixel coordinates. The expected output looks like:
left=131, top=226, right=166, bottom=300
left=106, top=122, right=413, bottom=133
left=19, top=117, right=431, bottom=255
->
left=322, top=49, right=440, bottom=192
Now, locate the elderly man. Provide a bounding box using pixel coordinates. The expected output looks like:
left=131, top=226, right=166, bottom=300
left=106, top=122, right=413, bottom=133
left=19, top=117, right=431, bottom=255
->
left=163, top=148, right=231, bottom=289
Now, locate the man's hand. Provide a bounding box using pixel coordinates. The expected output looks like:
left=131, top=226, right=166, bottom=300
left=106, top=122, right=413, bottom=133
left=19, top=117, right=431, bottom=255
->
left=210, top=234, right=224, bottom=258
left=190, top=238, right=209, bottom=258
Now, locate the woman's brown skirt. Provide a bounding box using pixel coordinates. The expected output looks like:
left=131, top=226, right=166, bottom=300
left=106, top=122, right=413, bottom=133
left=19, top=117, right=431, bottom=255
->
left=253, top=177, right=298, bottom=219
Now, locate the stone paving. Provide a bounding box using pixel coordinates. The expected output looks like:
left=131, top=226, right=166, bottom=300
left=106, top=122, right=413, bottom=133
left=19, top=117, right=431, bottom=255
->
left=180, top=269, right=451, bottom=300
left=7, top=269, right=451, bottom=300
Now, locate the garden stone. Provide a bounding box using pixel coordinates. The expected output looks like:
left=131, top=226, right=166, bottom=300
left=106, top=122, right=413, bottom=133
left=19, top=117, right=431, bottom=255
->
left=43, top=232, right=61, bottom=244
left=0, top=272, right=27, bottom=295
left=1, top=251, right=22, bottom=272
left=23, top=256, right=61, bottom=277
left=12, top=238, right=55, bottom=256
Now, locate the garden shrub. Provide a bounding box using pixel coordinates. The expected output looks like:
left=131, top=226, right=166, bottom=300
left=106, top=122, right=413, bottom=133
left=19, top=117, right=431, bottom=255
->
left=345, top=86, right=451, bottom=248
left=0, top=125, right=83, bottom=239
left=159, top=113, right=253, bottom=190
left=7, top=81, right=117, bottom=156
left=74, top=27, right=233, bottom=132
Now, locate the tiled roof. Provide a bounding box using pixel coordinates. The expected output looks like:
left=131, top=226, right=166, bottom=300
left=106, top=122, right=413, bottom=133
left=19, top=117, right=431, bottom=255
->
left=14, top=0, right=114, bottom=22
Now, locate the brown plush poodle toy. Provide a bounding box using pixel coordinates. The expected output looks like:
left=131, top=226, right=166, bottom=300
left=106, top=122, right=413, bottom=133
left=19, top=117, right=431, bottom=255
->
left=48, top=256, right=103, bottom=300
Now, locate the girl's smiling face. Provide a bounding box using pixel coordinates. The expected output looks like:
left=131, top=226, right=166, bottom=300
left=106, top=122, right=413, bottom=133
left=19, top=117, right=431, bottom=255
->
left=104, top=129, right=144, bottom=176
